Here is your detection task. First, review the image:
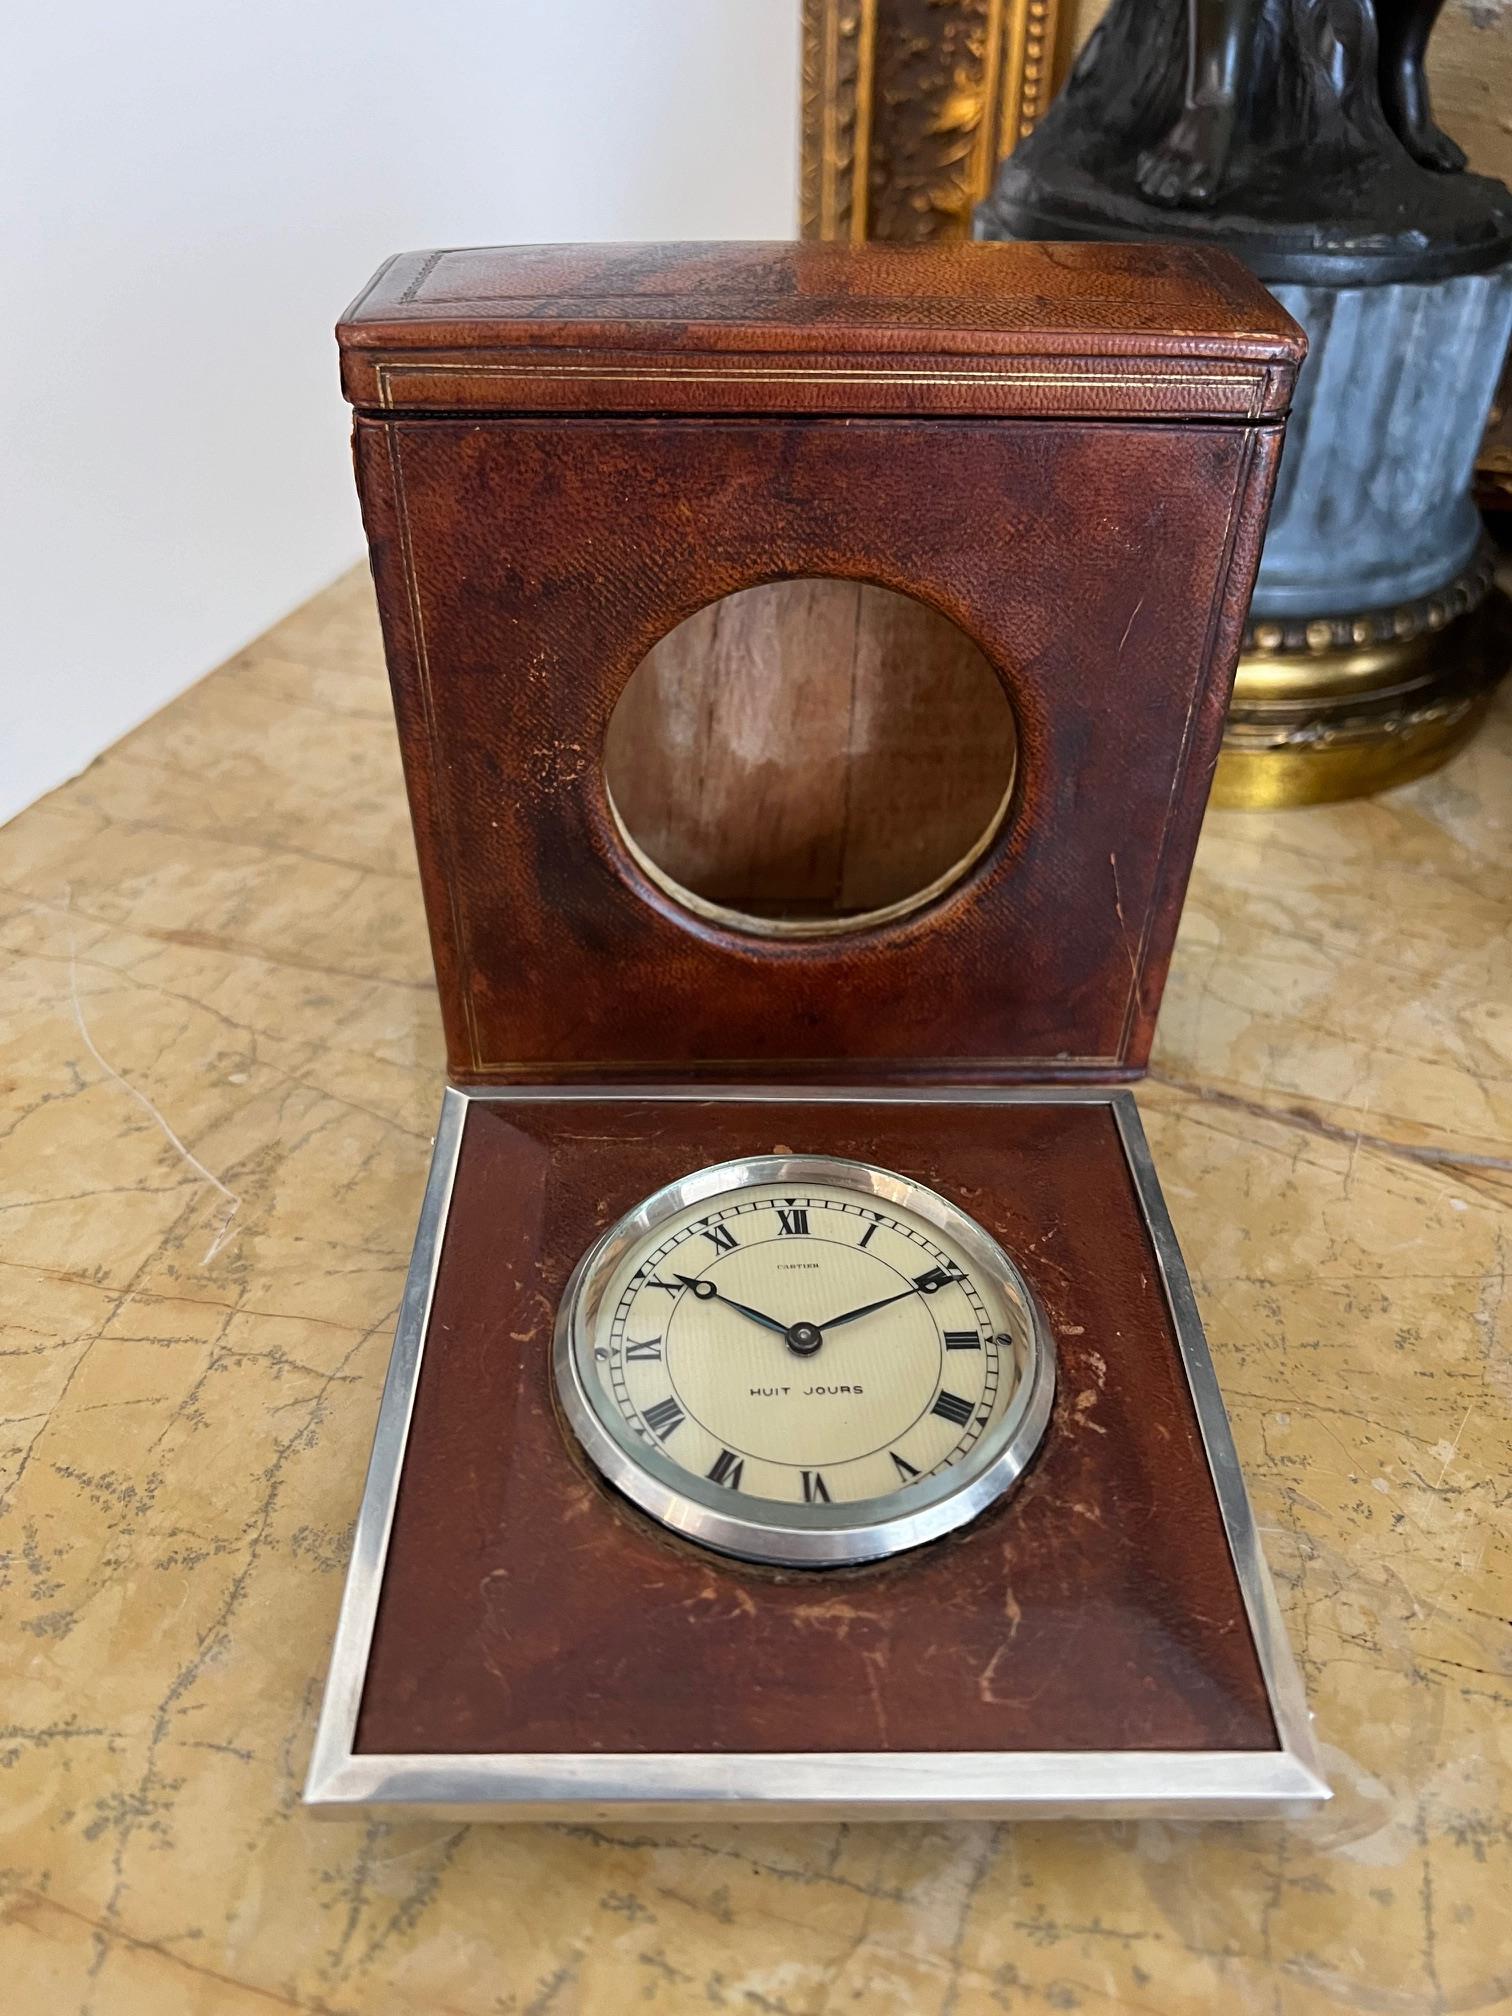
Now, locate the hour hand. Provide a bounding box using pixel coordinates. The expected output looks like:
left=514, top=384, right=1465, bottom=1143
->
left=672, top=1274, right=790, bottom=1338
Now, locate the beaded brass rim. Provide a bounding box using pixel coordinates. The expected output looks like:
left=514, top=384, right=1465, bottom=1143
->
left=1215, top=579, right=1508, bottom=808
left=1241, top=543, right=1496, bottom=670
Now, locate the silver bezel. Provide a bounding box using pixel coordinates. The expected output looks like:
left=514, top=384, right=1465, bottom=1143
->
left=553, top=1154, right=1056, bottom=1567
left=304, top=1084, right=1329, bottom=1822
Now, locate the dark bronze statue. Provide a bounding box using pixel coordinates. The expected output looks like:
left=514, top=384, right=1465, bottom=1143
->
left=978, top=0, right=1511, bottom=283
left=1139, top=0, right=1462, bottom=208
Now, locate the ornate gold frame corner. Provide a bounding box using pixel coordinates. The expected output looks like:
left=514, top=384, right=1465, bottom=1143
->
left=800, top=0, right=1079, bottom=244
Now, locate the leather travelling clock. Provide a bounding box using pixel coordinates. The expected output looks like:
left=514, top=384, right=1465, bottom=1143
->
left=553, top=1155, right=1056, bottom=1567
left=305, top=240, right=1328, bottom=1821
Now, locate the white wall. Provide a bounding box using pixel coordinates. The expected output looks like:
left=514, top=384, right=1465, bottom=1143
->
left=3, top=0, right=801, bottom=824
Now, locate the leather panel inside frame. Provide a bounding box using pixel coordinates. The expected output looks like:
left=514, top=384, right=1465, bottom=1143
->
left=354, top=1097, right=1277, bottom=1758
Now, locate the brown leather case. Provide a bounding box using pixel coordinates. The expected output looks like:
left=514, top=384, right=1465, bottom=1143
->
left=338, top=240, right=1303, bottom=1087
left=357, top=1095, right=1275, bottom=1760
left=318, top=243, right=1312, bottom=1801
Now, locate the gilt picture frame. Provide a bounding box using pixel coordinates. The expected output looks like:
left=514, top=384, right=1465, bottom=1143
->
left=800, top=0, right=1079, bottom=243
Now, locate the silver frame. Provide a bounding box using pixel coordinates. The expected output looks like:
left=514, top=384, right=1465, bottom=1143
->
left=305, top=1084, right=1328, bottom=1821
left=555, top=1153, right=1055, bottom=1568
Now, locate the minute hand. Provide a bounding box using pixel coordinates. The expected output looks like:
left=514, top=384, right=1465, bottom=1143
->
left=818, top=1266, right=962, bottom=1332
left=815, top=1285, right=928, bottom=1331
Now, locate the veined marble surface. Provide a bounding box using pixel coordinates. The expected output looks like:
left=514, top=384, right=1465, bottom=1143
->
left=1, top=570, right=1508, bottom=2015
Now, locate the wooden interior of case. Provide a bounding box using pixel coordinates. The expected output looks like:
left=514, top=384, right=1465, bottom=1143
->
left=603, top=578, right=1017, bottom=929
left=354, top=1096, right=1278, bottom=1759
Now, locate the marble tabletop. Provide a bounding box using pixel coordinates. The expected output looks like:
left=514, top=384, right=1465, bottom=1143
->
left=2, top=568, right=1508, bottom=2015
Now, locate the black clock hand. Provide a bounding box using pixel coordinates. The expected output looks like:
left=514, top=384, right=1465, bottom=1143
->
left=672, top=1273, right=791, bottom=1339
left=814, top=1286, right=921, bottom=1331
left=818, top=1268, right=963, bottom=1332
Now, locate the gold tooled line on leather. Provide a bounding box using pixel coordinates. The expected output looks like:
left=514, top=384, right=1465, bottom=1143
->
left=374, top=359, right=1270, bottom=416
left=385, top=429, right=484, bottom=1068
left=462, top=1053, right=1128, bottom=1077
left=1114, top=425, right=1260, bottom=1057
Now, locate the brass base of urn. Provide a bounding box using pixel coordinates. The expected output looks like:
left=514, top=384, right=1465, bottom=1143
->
left=1213, top=554, right=1508, bottom=810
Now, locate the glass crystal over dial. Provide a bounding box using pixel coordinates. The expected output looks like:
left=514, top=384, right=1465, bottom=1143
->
left=554, top=1156, right=1055, bottom=1567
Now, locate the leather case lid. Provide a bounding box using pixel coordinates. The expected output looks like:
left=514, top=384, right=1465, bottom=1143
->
left=352, top=408, right=1282, bottom=1085
left=337, top=240, right=1305, bottom=422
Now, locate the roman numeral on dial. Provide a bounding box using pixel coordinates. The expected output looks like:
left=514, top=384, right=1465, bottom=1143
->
left=703, top=1222, right=737, bottom=1254
left=801, top=1470, right=830, bottom=1503
left=624, top=1338, right=662, bottom=1360
left=858, top=1221, right=878, bottom=1250
left=776, top=1207, right=809, bottom=1236
left=932, top=1390, right=974, bottom=1428
left=943, top=1331, right=981, bottom=1350
left=707, top=1448, right=745, bottom=1489
left=891, top=1452, right=920, bottom=1481
left=642, top=1396, right=684, bottom=1439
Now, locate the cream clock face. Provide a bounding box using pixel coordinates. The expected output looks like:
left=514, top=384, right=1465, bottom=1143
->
left=554, top=1156, right=1055, bottom=1567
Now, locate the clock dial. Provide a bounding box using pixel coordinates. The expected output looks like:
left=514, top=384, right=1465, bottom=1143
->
left=555, top=1156, right=1055, bottom=1567
left=595, top=1184, right=1005, bottom=1505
